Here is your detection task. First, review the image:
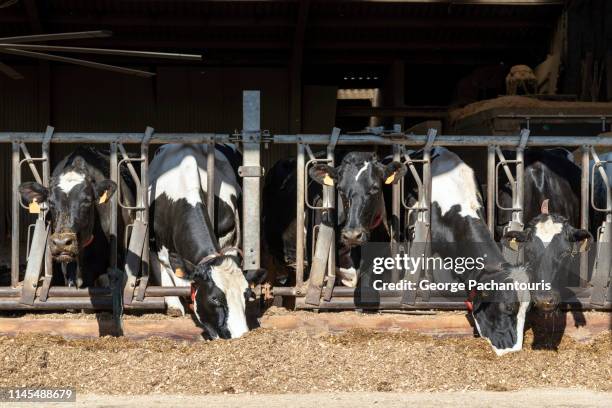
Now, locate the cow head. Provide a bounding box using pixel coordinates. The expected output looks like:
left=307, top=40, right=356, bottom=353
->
left=19, top=157, right=117, bottom=265
left=470, top=265, right=531, bottom=355
left=191, top=252, right=266, bottom=340
left=309, top=152, right=406, bottom=246
left=502, top=201, right=592, bottom=313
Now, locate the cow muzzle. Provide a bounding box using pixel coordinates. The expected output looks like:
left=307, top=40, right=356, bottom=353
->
left=49, top=231, right=79, bottom=262
left=341, top=228, right=368, bottom=246
left=532, top=290, right=560, bottom=314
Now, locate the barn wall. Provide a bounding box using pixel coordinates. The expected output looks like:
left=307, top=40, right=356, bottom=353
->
left=0, top=63, right=293, bottom=246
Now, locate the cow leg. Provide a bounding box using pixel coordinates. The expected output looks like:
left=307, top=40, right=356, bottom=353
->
left=153, top=250, right=185, bottom=316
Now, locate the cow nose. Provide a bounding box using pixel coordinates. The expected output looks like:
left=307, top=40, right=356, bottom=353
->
left=534, top=292, right=559, bottom=311
left=342, top=229, right=364, bottom=243
left=50, top=232, right=77, bottom=252
left=52, top=236, right=73, bottom=247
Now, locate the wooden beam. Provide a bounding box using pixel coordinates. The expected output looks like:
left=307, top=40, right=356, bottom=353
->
left=289, top=0, right=310, bottom=133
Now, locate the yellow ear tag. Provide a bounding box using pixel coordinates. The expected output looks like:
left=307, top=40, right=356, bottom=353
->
left=509, top=238, right=519, bottom=251
left=175, top=267, right=185, bottom=279
left=28, top=199, right=40, bottom=214
left=323, top=174, right=334, bottom=186
left=98, top=191, right=109, bottom=204
left=384, top=172, right=396, bottom=185
left=579, top=239, right=589, bottom=253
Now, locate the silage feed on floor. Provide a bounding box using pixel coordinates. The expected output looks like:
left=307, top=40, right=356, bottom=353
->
left=0, top=324, right=610, bottom=395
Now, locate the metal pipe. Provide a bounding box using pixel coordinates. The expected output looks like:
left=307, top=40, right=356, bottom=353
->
left=391, top=144, right=401, bottom=282
left=486, top=145, right=496, bottom=236
left=11, top=141, right=20, bottom=288
left=0, top=133, right=229, bottom=144
left=273, top=134, right=612, bottom=147
left=325, top=143, right=336, bottom=289
left=135, top=127, right=153, bottom=301
left=18, top=143, right=43, bottom=185
left=0, top=297, right=165, bottom=310
left=110, top=142, right=118, bottom=271
left=206, top=140, right=216, bottom=224
left=0, top=286, right=191, bottom=298
left=296, top=143, right=306, bottom=289
left=580, top=146, right=590, bottom=286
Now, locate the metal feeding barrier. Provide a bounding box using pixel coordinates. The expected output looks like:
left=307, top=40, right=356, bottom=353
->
left=0, top=90, right=611, bottom=327
left=272, top=130, right=612, bottom=311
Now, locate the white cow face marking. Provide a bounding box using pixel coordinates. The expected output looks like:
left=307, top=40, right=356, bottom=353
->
left=58, top=171, right=86, bottom=193
left=192, top=257, right=250, bottom=339
left=534, top=217, right=563, bottom=248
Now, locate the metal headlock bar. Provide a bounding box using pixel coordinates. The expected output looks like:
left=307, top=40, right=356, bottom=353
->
left=1, top=94, right=611, bottom=315
left=275, top=128, right=611, bottom=311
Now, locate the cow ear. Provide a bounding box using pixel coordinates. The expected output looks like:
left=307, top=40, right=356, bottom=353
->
left=501, top=229, right=531, bottom=252
left=94, top=180, right=117, bottom=204
left=245, top=268, right=267, bottom=285
left=19, top=182, right=49, bottom=205
left=309, top=164, right=336, bottom=186
left=382, top=161, right=407, bottom=185
left=569, top=228, right=593, bottom=253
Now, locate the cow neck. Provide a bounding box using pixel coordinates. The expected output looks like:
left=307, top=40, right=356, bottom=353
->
left=172, top=203, right=221, bottom=266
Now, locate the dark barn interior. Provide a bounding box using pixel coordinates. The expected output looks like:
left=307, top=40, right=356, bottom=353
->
left=0, top=0, right=611, bottom=257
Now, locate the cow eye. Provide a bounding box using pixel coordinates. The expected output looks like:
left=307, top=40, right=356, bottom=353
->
left=369, top=187, right=379, bottom=195
left=210, top=296, right=221, bottom=306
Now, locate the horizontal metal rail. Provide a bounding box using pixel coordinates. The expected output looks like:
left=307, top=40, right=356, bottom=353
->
left=0, top=286, right=191, bottom=298
left=273, top=134, right=612, bottom=147
left=1, top=133, right=230, bottom=144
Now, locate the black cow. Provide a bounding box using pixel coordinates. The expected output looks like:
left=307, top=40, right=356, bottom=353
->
left=148, top=144, right=264, bottom=340
left=18, top=147, right=133, bottom=288
left=402, top=147, right=531, bottom=355
left=263, top=151, right=406, bottom=287
left=497, top=149, right=593, bottom=313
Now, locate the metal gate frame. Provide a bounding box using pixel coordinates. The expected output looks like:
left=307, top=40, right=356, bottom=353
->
left=0, top=91, right=264, bottom=320
left=272, top=131, right=612, bottom=311
left=0, top=91, right=611, bottom=317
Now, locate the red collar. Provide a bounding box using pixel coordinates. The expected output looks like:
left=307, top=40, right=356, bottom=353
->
left=465, top=288, right=477, bottom=312
left=82, top=235, right=94, bottom=248
left=370, top=213, right=383, bottom=229
left=189, top=283, right=196, bottom=312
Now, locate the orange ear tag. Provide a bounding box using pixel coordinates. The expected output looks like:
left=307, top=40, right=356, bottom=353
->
left=98, top=191, right=109, bottom=204
left=175, top=267, right=185, bottom=279
left=28, top=199, right=40, bottom=214
left=508, top=238, right=519, bottom=251
left=323, top=175, right=334, bottom=186
left=384, top=172, right=396, bottom=185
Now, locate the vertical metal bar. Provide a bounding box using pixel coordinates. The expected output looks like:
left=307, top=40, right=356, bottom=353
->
left=296, top=143, right=306, bottom=289
left=580, top=146, right=590, bottom=286
left=11, top=140, right=20, bottom=288
left=325, top=141, right=336, bottom=292
left=242, top=90, right=261, bottom=272
left=136, top=127, right=153, bottom=301
left=207, top=140, right=216, bottom=225
left=515, top=149, right=525, bottom=226
left=487, top=145, right=496, bottom=237
left=391, top=144, right=401, bottom=282
left=41, top=126, right=53, bottom=187
left=110, top=142, right=118, bottom=271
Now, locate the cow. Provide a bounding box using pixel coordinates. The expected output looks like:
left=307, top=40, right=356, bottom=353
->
left=263, top=151, right=406, bottom=288
left=18, top=147, right=133, bottom=288
left=497, top=149, right=593, bottom=313
left=402, top=147, right=531, bottom=355
left=148, top=144, right=264, bottom=340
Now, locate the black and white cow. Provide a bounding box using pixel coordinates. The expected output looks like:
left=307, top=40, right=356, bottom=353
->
left=263, top=151, right=406, bottom=287
left=403, top=147, right=530, bottom=355
left=18, top=147, right=133, bottom=287
left=497, top=149, right=593, bottom=313
left=148, top=144, right=264, bottom=340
